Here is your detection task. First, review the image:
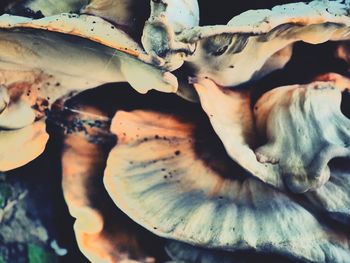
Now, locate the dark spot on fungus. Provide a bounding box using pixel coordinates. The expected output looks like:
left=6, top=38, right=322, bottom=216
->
left=174, top=150, right=181, bottom=156
left=213, top=45, right=229, bottom=56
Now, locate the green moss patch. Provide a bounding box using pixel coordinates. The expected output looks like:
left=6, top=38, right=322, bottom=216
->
left=27, top=243, right=57, bottom=263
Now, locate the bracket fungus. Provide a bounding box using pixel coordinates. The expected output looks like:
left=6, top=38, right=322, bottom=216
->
left=0, top=0, right=349, bottom=262
left=59, top=104, right=160, bottom=263
left=104, top=108, right=350, bottom=262
left=254, top=81, right=350, bottom=193
left=0, top=8, right=177, bottom=171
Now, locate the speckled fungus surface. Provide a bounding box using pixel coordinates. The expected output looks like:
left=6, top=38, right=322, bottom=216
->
left=0, top=0, right=350, bottom=262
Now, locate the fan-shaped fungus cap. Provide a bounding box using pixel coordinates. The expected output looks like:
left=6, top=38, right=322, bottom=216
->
left=104, top=108, right=350, bottom=262
left=0, top=13, right=178, bottom=94
left=58, top=103, right=165, bottom=263
left=0, top=11, right=178, bottom=170
left=169, top=0, right=350, bottom=86
left=193, top=77, right=350, bottom=193
left=254, top=81, right=350, bottom=192
left=0, top=120, right=48, bottom=171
